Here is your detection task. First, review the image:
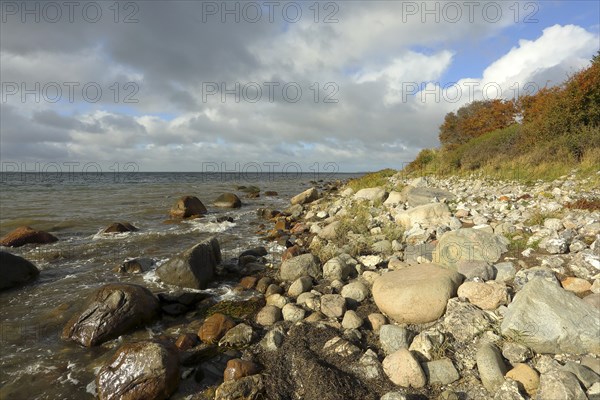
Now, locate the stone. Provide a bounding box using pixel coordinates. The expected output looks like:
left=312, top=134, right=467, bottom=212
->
left=368, top=313, right=387, bottom=332
left=379, top=325, right=412, bottom=355
left=114, top=258, right=153, bottom=274
left=513, top=267, right=557, bottom=291
left=372, top=263, right=463, bottom=324
left=323, top=256, right=353, bottom=281
left=561, top=277, right=592, bottom=294
left=442, top=299, right=494, bottom=343
left=341, top=310, right=363, bottom=329
left=96, top=340, right=179, bottom=400
left=500, top=278, right=600, bottom=354
left=290, top=187, right=318, bottom=205
left=219, top=323, right=253, bottom=347
left=102, top=222, right=138, bottom=234
left=353, top=349, right=383, bottom=380
left=215, top=374, right=264, bottom=400
left=546, top=238, right=568, bottom=254
left=457, top=260, right=495, bottom=281
left=383, top=191, right=404, bottom=206
left=223, top=359, right=260, bottom=382
left=266, top=293, right=289, bottom=308
left=354, top=186, right=387, bottom=202
left=457, top=281, right=509, bottom=310
left=260, top=326, right=284, bottom=351
left=265, top=284, right=283, bottom=297
left=561, top=361, right=600, bottom=389
left=0, top=252, right=40, bottom=290
left=279, top=254, right=321, bottom=281
left=175, top=333, right=200, bottom=351
left=494, top=262, right=517, bottom=283
left=584, top=293, right=600, bottom=310
left=62, top=283, right=160, bottom=347
left=582, top=356, right=600, bottom=376
left=382, top=348, right=426, bottom=388
left=536, top=370, right=587, bottom=400
left=320, top=294, right=346, bottom=319
left=282, top=303, right=305, bottom=322
left=255, top=277, right=273, bottom=293
left=213, top=193, right=242, bottom=208
left=0, top=226, right=58, bottom=247
left=403, top=186, right=455, bottom=207
left=198, top=313, right=236, bottom=344
left=395, top=203, right=452, bottom=228
left=169, top=195, right=207, bottom=218
left=288, top=276, right=313, bottom=297
left=493, top=380, right=526, bottom=400
left=476, top=341, right=508, bottom=393
left=318, top=221, right=340, bottom=240
left=156, top=237, right=221, bottom=289
left=340, top=281, right=369, bottom=303
left=433, top=228, right=508, bottom=269
left=506, top=363, right=539, bottom=397
left=256, top=305, right=282, bottom=326
left=422, top=358, right=460, bottom=385
left=380, top=393, right=408, bottom=400
left=238, top=276, right=258, bottom=289
left=502, top=342, right=533, bottom=364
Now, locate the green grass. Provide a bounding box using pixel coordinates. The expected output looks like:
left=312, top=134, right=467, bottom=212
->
left=347, top=169, right=397, bottom=192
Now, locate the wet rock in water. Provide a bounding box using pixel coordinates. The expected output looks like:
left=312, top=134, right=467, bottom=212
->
left=433, top=228, right=508, bottom=269
left=156, top=237, right=221, bottom=289
left=279, top=253, right=321, bottom=281
left=290, top=187, right=319, bottom=205
left=169, top=195, right=207, bottom=218
left=239, top=246, right=268, bottom=258
left=96, top=340, right=179, bottom=400
left=500, top=278, right=600, bottom=354
left=215, top=374, right=264, bottom=400
left=216, top=215, right=234, bottom=223
left=382, top=348, right=426, bottom=388
left=113, top=257, right=154, bottom=274
left=476, top=341, right=508, bottom=393
left=62, top=283, right=160, bottom=347
left=0, top=226, right=58, bottom=247
left=265, top=191, right=278, bottom=196
left=102, top=222, right=138, bottom=234
left=0, top=252, right=40, bottom=290
left=198, top=313, right=236, bottom=344
left=219, top=323, right=253, bottom=347
left=213, top=193, right=242, bottom=208
left=223, top=359, right=261, bottom=381
left=373, top=263, right=463, bottom=324
left=175, top=333, right=200, bottom=351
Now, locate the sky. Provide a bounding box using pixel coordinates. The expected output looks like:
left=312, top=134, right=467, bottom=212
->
left=1, top=0, right=599, bottom=173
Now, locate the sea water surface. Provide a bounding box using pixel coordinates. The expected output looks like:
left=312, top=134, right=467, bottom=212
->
left=0, top=172, right=359, bottom=399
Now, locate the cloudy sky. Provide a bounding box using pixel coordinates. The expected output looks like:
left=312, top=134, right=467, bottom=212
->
left=1, top=1, right=598, bottom=172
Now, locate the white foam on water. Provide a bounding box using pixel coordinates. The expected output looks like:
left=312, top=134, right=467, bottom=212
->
left=86, top=380, right=97, bottom=396
left=185, top=220, right=237, bottom=233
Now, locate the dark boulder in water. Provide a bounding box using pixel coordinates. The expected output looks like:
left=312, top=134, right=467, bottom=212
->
left=102, top=222, right=138, bottom=234
left=213, top=193, right=242, bottom=208
left=96, top=340, right=180, bottom=400
left=0, top=226, right=58, bottom=247
left=0, top=252, right=40, bottom=290
left=156, top=237, right=221, bottom=289
left=113, top=258, right=154, bottom=274
left=62, top=283, right=160, bottom=347
left=169, top=196, right=207, bottom=219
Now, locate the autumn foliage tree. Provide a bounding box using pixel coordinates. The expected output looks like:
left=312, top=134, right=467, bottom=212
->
left=438, top=99, right=517, bottom=149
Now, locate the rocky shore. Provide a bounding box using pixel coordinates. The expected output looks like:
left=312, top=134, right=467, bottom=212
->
left=1, top=171, right=600, bottom=399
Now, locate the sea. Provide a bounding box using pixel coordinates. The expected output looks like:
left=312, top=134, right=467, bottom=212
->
left=0, top=171, right=362, bottom=399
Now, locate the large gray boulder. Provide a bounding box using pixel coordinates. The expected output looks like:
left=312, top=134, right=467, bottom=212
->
left=373, top=263, right=463, bottom=324
left=96, top=340, right=180, bottom=400
left=62, top=284, right=160, bottom=347
left=290, top=187, right=318, bottom=205
left=279, top=253, right=321, bottom=281
left=156, top=237, right=221, bottom=289
left=500, top=278, right=600, bottom=355
left=0, top=252, right=40, bottom=290
left=433, top=228, right=509, bottom=270
left=354, top=187, right=388, bottom=202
